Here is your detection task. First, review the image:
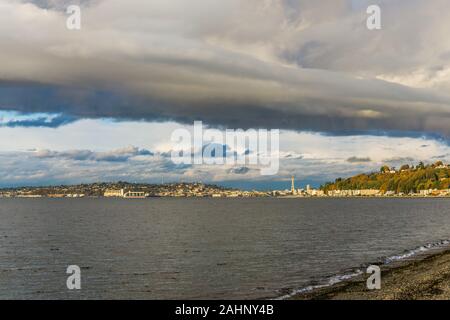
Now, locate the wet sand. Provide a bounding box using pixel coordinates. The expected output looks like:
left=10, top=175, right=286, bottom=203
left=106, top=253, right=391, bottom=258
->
left=293, top=249, right=450, bottom=300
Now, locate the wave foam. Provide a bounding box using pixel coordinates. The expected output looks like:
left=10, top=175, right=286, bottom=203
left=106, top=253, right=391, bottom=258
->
left=277, top=239, right=450, bottom=300
left=384, top=239, right=450, bottom=264
left=276, top=270, right=363, bottom=300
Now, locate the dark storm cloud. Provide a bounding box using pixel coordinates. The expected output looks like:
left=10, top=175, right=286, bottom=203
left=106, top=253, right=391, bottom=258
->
left=346, top=156, right=371, bottom=163
left=228, top=167, right=251, bottom=175
left=1, top=0, right=450, bottom=138
left=2, top=80, right=449, bottom=138
left=382, top=157, right=415, bottom=164
left=432, top=154, right=449, bottom=159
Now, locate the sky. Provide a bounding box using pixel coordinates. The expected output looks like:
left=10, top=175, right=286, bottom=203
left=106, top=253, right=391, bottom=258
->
left=0, top=0, right=450, bottom=189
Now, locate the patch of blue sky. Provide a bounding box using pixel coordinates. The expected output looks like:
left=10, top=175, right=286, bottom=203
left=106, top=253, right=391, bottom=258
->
left=0, top=110, right=77, bottom=128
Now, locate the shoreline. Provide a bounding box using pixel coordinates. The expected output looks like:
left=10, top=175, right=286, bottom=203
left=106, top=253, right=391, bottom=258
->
left=1, top=195, right=450, bottom=199
left=289, top=247, right=450, bottom=300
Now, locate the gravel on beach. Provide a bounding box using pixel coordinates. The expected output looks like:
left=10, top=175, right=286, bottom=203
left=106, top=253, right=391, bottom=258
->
left=293, top=249, right=450, bottom=300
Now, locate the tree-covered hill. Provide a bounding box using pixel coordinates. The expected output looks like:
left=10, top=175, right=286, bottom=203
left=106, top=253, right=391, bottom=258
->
left=321, top=161, right=450, bottom=194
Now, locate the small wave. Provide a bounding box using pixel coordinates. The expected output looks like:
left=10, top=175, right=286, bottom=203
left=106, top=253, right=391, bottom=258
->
left=384, top=239, right=450, bottom=264
left=277, top=239, right=450, bottom=300
left=275, top=270, right=363, bottom=300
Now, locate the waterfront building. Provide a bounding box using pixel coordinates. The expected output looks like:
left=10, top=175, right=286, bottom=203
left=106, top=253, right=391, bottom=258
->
left=123, top=191, right=147, bottom=198
left=104, top=189, right=124, bottom=197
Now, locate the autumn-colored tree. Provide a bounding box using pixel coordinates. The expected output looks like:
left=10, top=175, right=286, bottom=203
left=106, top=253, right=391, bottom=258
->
left=321, top=163, right=449, bottom=193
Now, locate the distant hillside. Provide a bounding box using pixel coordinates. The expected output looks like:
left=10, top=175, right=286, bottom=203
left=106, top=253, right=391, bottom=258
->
left=321, top=161, right=450, bottom=194
left=0, top=182, right=231, bottom=197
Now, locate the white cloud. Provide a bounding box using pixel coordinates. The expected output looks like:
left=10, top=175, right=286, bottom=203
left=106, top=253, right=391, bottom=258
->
left=0, top=121, right=449, bottom=187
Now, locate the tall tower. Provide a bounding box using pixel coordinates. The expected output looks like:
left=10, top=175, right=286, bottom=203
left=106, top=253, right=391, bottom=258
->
left=291, top=176, right=295, bottom=194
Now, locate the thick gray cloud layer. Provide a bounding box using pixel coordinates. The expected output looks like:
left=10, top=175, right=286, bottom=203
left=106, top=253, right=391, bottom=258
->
left=1, top=0, right=450, bottom=136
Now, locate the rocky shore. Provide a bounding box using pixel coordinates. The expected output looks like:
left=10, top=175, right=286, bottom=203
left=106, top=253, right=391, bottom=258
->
left=293, top=249, right=450, bottom=300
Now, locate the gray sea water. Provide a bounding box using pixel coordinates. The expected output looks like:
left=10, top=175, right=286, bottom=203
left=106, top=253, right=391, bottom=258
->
left=1, top=198, right=450, bottom=299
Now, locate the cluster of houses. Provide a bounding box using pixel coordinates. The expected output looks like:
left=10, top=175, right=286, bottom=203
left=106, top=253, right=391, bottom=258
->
left=325, top=189, right=450, bottom=197
left=326, top=189, right=380, bottom=197
left=103, top=184, right=270, bottom=198
left=272, top=185, right=326, bottom=197
left=104, top=189, right=147, bottom=198
left=0, top=192, right=86, bottom=198
left=271, top=188, right=450, bottom=198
